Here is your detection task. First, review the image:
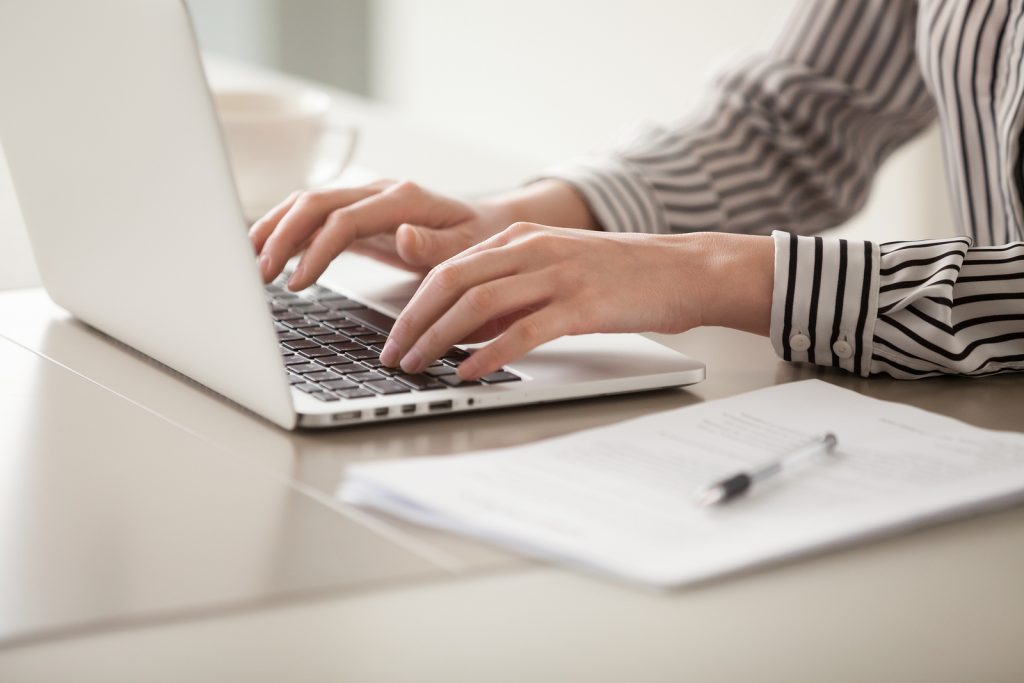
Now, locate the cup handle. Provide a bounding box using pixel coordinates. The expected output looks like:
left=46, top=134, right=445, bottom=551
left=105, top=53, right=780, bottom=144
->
left=308, top=123, right=359, bottom=188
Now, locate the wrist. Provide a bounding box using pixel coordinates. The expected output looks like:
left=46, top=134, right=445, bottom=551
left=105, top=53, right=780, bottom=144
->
left=477, top=179, right=600, bottom=231
left=695, top=233, right=774, bottom=335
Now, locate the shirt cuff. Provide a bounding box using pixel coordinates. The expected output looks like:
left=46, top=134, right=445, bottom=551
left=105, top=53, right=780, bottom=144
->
left=537, top=157, right=668, bottom=234
left=770, top=231, right=880, bottom=376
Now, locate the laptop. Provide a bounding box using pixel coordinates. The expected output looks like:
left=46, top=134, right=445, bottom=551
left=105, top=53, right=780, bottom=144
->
left=0, top=0, right=704, bottom=430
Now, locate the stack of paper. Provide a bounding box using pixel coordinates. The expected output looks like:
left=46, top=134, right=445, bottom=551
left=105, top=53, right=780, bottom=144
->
left=340, top=380, right=1024, bottom=587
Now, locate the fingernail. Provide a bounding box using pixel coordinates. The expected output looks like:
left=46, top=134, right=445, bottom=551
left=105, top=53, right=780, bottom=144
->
left=259, top=254, right=271, bottom=280
left=400, top=348, right=424, bottom=373
left=379, top=340, right=398, bottom=366
left=457, top=362, right=479, bottom=381
left=402, top=225, right=419, bottom=247
left=287, top=267, right=303, bottom=291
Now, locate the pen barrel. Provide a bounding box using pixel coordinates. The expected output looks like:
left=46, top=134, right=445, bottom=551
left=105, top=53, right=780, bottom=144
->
left=717, top=473, right=752, bottom=501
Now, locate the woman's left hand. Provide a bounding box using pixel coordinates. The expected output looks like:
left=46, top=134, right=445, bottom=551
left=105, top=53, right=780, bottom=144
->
left=379, top=222, right=774, bottom=380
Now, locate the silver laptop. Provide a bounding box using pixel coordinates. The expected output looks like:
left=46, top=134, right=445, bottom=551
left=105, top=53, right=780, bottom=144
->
left=0, top=0, right=704, bottom=430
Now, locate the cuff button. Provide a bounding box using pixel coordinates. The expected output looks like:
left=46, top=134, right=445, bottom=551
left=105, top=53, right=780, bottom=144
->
left=832, top=340, right=854, bottom=359
left=789, top=333, right=811, bottom=352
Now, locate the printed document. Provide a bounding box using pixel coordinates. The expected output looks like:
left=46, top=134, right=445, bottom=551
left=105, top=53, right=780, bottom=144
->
left=340, top=380, right=1024, bottom=587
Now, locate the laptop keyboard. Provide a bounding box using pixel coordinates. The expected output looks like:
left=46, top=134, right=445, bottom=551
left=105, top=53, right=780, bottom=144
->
left=267, top=279, right=521, bottom=402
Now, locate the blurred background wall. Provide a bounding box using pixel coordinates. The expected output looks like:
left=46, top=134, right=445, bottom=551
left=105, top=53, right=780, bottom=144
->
left=190, top=0, right=952, bottom=242
left=1, top=0, right=953, bottom=290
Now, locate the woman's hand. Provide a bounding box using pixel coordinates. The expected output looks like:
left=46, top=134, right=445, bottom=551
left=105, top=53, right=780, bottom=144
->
left=379, top=225, right=775, bottom=380
left=249, top=178, right=598, bottom=291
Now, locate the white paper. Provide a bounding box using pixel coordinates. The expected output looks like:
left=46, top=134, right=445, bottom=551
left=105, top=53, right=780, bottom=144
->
left=340, top=380, right=1024, bottom=587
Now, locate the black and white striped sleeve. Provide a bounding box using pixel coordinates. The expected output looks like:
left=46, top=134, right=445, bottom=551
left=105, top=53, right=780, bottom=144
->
left=774, top=233, right=1024, bottom=377
left=544, top=0, right=935, bottom=237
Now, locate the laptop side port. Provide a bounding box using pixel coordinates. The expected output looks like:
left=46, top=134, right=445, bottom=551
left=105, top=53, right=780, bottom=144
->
left=374, top=407, right=389, bottom=417
left=401, top=404, right=416, bottom=415
left=429, top=400, right=453, bottom=412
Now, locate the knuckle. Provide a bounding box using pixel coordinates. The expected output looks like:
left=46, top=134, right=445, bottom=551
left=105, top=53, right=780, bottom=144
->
left=323, top=208, right=352, bottom=232
left=430, top=261, right=461, bottom=291
left=389, top=179, right=422, bottom=199
left=469, top=343, right=499, bottom=369
left=536, top=231, right=562, bottom=249
left=464, top=285, right=495, bottom=314
left=515, top=316, right=543, bottom=346
left=295, top=190, right=326, bottom=208
left=506, top=221, right=535, bottom=238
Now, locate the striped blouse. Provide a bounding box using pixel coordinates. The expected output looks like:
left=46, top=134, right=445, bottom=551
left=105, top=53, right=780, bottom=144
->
left=548, top=0, right=1024, bottom=378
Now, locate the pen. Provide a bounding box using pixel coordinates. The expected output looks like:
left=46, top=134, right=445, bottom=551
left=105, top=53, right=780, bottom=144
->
left=695, top=433, right=839, bottom=507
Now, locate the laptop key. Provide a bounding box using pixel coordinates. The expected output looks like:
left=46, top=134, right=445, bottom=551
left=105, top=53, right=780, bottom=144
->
left=287, top=374, right=306, bottom=385
left=291, top=363, right=326, bottom=374
left=284, top=355, right=311, bottom=366
left=317, top=334, right=352, bottom=344
left=321, top=378, right=358, bottom=391
left=283, top=339, right=319, bottom=350
left=345, top=349, right=378, bottom=361
left=290, top=302, right=328, bottom=313
left=301, top=326, right=336, bottom=337
left=395, top=374, right=446, bottom=391
left=480, top=371, right=521, bottom=383
left=336, top=387, right=375, bottom=399
left=350, top=371, right=386, bottom=382
left=306, top=370, right=341, bottom=382
left=293, top=382, right=320, bottom=393
left=299, top=347, right=335, bottom=358
left=317, top=359, right=361, bottom=371
left=309, top=312, right=347, bottom=322
left=330, top=342, right=365, bottom=353
left=439, top=375, right=480, bottom=387
left=361, top=333, right=388, bottom=345
left=309, top=391, right=341, bottom=402
left=343, top=308, right=395, bottom=334
left=364, top=379, right=412, bottom=395
left=425, top=365, right=456, bottom=377
left=442, top=348, right=471, bottom=361
left=320, top=298, right=365, bottom=311
left=329, top=363, right=367, bottom=375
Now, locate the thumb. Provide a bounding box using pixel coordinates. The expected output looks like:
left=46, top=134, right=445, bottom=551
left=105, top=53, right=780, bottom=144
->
left=395, top=223, right=470, bottom=269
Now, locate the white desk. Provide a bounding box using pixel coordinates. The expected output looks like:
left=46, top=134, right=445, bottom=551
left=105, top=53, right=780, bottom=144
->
left=0, top=59, right=1022, bottom=682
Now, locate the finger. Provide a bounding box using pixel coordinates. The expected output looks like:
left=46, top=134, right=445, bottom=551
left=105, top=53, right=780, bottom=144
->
left=261, top=185, right=381, bottom=284
left=250, top=191, right=300, bottom=259
left=458, top=306, right=570, bottom=380
left=444, top=221, right=535, bottom=260
left=397, top=273, right=554, bottom=373
left=459, top=308, right=532, bottom=344
left=379, top=247, right=525, bottom=366
left=288, top=190, right=435, bottom=289
left=394, top=223, right=474, bottom=270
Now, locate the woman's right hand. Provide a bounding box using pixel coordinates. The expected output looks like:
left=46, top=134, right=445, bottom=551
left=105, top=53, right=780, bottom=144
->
left=249, top=179, right=515, bottom=291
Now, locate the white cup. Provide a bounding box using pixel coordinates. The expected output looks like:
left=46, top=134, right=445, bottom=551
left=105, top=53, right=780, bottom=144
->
left=214, top=87, right=358, bottom=220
